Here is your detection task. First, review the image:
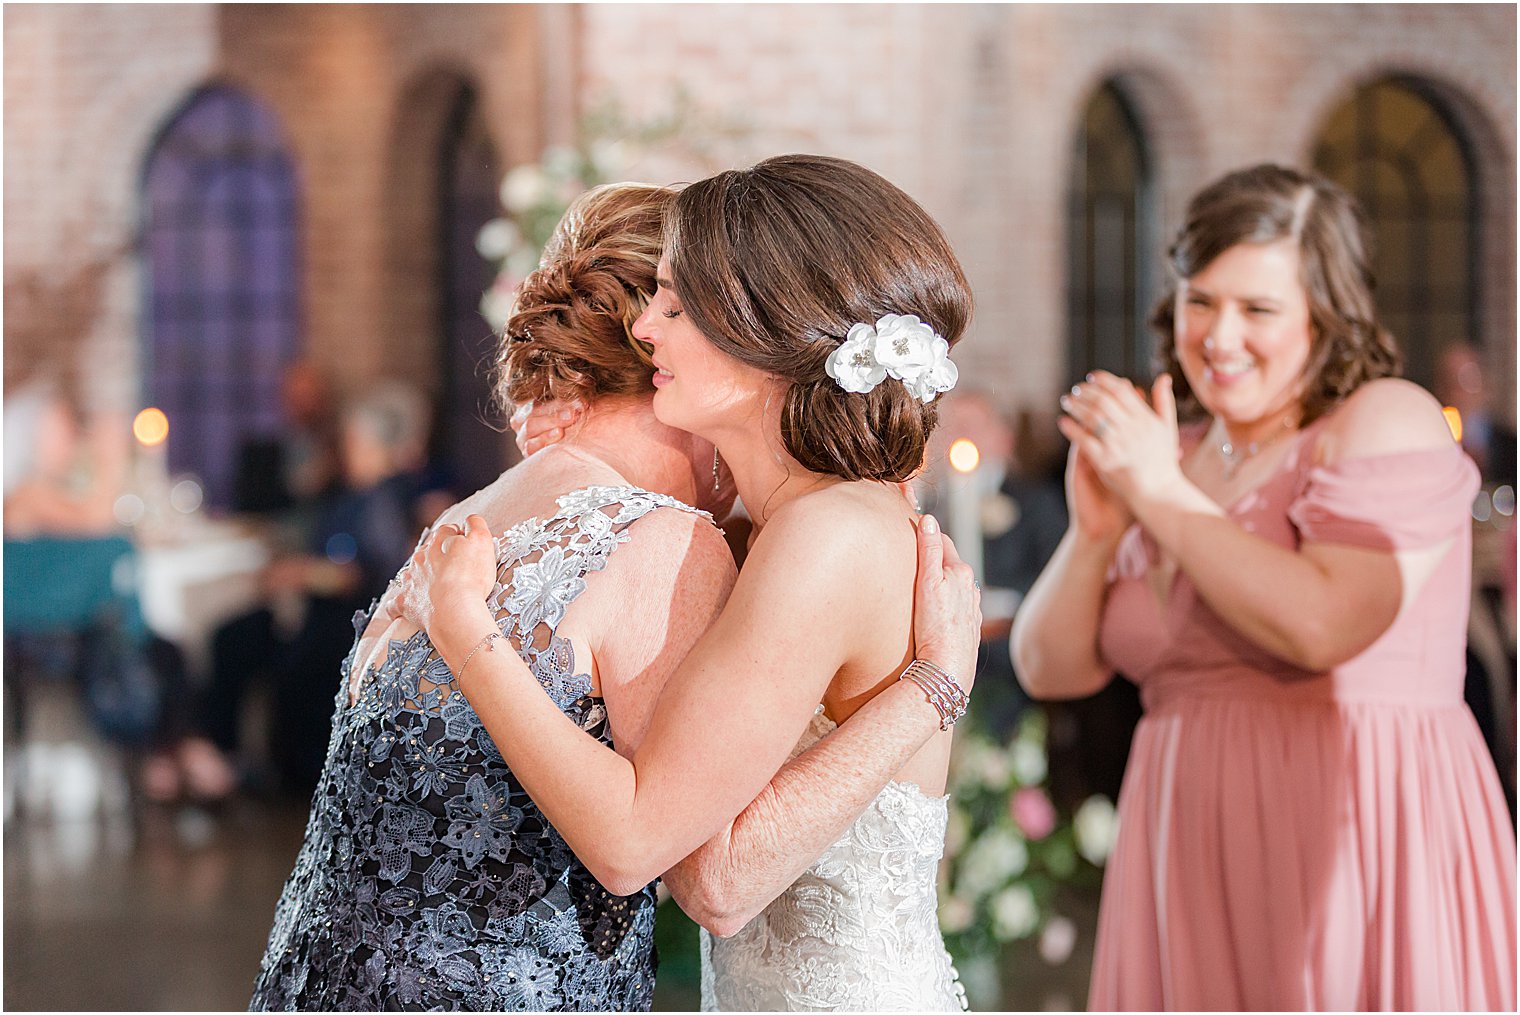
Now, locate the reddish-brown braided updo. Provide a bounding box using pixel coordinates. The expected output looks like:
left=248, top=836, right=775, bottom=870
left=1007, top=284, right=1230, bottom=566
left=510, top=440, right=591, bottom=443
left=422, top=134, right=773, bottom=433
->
left=495, top=183, right=675, bottom=411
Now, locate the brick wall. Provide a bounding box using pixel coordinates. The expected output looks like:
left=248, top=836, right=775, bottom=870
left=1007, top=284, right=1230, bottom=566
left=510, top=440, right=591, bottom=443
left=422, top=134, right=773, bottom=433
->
left=4, top=3, right=1514, bottom=424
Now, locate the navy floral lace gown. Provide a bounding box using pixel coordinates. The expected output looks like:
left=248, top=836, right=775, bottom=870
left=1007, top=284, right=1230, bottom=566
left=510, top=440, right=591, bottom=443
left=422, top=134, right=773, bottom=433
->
left=250, top=486, right=713, bottom=1011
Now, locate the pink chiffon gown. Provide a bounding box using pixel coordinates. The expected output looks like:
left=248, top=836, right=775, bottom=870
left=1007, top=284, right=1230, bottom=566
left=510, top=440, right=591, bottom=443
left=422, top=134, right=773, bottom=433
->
left=1088, top=420, right=1517, bottom=1011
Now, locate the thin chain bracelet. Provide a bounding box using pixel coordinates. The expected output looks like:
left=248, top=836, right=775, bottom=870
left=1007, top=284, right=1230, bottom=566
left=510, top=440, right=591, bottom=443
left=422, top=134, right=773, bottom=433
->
left=457, top=630, right=504, bottom=681
left=900, top=659, right=969, bottom=731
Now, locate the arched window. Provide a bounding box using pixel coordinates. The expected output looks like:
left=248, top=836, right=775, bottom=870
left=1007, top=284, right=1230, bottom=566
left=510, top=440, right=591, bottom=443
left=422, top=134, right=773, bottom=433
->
left=141, top=85, right=300, bottom=509
left=1066, top=81, right=1158, bottom=385
left=434, top=85, right=505, bottom=496
left=1312, top=77, right=1480, bottom=389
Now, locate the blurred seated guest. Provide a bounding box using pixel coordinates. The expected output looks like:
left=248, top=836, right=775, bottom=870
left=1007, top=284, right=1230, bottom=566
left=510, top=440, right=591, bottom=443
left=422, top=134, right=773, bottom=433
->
left=3, top=378, right=126, bottom=537
left=2, top=381, right=188, bottom=784
left=1435, top=342, right=1517, bottom=813
left=202, top=382, right=428, bottom=796
left=991, top=408, right=1071, bottom=619
left=1013, top=164, right=1516, bottom=1009
left=135, top=641, right=238, bottom=804
left=1437, top=342, right=1516, bottom=486
left=2, top=382, right=282, bottom=802
left=232, top=359, right=340, bottom=517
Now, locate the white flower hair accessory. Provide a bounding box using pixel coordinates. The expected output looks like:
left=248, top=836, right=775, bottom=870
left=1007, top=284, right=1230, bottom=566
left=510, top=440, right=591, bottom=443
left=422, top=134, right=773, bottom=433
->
left=824, top=314, right=958, bottom=403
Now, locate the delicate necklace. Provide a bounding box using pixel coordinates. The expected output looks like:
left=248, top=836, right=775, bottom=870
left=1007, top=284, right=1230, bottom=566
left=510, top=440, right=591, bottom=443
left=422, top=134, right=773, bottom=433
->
left=1218, top=416, right=1297, bottom=479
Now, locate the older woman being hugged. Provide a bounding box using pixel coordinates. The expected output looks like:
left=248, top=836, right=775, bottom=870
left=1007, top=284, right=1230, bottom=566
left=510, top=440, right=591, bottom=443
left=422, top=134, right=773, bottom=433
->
left=1012, top=164, right=1516, bottom=1010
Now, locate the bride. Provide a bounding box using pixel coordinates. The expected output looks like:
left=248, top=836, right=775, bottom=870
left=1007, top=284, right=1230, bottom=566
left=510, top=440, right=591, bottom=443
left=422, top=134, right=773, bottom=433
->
left=403, top=154, right=979, bottom=1010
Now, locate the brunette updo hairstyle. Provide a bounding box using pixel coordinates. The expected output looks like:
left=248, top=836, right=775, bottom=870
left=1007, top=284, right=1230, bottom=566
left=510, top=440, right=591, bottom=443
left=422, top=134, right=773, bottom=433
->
left=666, top=154, right=972, bottom=483
left=1151, top=163, right=1401, bottom=424
left=496, top=183, right=675, bottom=410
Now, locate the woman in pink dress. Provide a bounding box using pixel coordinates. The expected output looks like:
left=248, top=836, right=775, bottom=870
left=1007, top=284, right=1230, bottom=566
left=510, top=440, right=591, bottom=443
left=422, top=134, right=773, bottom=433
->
left=1012, top=163, right=1516, bottom=1010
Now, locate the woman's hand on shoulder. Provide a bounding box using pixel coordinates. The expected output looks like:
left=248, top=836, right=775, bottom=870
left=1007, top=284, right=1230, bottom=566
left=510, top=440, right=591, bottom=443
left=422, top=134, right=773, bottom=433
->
left=510, top=399, right=585, bottom=457
left=394, top=514, right=499, bottom=648
left=910, top=514, right=982, bottom=691
left=1318, top=378, right=1456, bottom=465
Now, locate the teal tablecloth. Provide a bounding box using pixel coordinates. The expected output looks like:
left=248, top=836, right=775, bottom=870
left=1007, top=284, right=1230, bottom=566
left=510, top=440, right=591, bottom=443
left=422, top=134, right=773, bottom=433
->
left=3, top=536, right=146, bottom=640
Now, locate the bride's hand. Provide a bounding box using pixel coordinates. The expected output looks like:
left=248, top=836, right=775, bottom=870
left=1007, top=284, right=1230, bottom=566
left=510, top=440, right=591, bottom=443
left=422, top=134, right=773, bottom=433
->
left=510, top=399, right=585, bottom=457
left=393, top=515, right=499, bottom=641
left=910, top=514, right=982, bottom=694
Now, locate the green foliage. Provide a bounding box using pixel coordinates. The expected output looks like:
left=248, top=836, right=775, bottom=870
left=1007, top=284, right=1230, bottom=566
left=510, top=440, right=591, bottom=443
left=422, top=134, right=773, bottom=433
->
left=938, top=708, right=1114, bottom=969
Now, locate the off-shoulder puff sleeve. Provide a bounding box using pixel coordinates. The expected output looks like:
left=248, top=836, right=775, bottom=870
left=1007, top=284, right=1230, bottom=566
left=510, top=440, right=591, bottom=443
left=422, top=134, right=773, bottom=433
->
left=1287, top=445, right=1480, bottom=552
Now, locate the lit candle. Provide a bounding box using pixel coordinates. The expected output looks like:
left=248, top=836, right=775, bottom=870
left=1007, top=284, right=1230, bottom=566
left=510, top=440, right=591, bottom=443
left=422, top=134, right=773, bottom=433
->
left=132, top=407, right=171, bottom=530
left=944, top=438, right=984, bottom=583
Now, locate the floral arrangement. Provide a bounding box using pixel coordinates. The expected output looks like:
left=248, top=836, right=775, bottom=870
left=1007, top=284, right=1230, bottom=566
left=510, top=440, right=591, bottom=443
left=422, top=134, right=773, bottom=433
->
left=475, top=144, right=609, bottom=330
left=477, top=93, right=747, bottom=330
left=938, top=708, right=1118, bottom=992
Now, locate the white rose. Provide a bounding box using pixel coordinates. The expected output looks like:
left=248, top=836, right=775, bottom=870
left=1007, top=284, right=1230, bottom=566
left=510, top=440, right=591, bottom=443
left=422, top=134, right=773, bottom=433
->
left=480, top=275, right=523, bottom=330
left=875, top=317, right=957, bottom=402
left=508, top=246, right=540, bottom=278
left=501, top=164, right=549, bottom=213
left=825, top=323, right=888, bottom=394
left=589, top=139, right=628, bottom=176
left=1074, top=794, right=1120, bottom=865
left=977, top=746, right=1011, bottom=788
left=990, top=884, right=1039, bottom=940
left=542, top=145, right=581, bottom=179
left=957, top=826, right=1027, bottom=896
left=1011, top=738, right=1047, bottom=785
left=475, top=218, right=520, bottom=261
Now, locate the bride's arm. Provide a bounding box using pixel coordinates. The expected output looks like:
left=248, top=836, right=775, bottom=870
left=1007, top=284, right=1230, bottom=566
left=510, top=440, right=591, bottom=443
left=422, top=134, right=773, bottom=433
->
left=410, top=508, right=978, bottom=897
left=663, top=690, right=948, bottom=935
left=662, top=516, right=964, bottom=935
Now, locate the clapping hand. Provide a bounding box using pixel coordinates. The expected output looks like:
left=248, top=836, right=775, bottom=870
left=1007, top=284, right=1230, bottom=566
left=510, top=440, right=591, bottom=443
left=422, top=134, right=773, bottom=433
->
left=1059, top=371, right=1184, bottom=512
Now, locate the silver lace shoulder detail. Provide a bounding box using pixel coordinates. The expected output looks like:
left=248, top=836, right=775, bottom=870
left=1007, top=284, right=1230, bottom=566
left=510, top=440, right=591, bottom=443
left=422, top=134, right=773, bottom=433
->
left=485, top=484, right=716, bottom=710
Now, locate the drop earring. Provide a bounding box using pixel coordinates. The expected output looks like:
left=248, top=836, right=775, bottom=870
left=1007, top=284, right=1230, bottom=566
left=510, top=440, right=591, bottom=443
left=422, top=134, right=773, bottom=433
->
left=712, top=449, right=722, bottom=493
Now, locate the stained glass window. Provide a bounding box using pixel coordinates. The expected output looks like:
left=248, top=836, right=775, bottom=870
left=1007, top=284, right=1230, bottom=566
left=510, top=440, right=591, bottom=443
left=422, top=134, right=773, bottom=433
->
left=142, top=85, right=300, bottom=509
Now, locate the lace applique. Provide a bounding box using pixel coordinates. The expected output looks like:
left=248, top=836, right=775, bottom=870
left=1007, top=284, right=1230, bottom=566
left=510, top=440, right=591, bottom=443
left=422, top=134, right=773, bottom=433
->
left=701, top=710, right=969, bottom=1012
left=251, top=485, right=711, bottom=1012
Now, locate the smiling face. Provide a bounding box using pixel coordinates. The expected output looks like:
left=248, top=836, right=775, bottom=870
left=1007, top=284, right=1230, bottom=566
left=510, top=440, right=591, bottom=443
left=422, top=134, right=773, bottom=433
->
left=1174, top=238, right=1314, bottom=435
left=631, top=257, right=773, bottom=442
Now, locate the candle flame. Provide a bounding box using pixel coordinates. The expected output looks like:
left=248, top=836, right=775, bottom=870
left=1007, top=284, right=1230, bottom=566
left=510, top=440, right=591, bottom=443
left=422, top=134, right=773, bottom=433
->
left=949, top=438, right=980, bottom=473
left=1442, top=407, right=1462, bottom=443
left=133, top=407, right=169, bottom=446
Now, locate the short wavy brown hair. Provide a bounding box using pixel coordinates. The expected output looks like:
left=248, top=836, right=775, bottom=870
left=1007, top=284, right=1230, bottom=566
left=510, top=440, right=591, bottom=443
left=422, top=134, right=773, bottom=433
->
left=666, top=154, right=973, bottom=483
left=1151, top=163, right=1401, bottom=424
left=495, top=183, right=674, bottom=410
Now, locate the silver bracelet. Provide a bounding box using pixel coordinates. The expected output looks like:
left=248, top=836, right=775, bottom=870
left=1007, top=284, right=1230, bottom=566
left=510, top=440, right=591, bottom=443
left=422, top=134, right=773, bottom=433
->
left=900, top=658, right=969, bottom=731
left=457, top=630, right=504, bottom=681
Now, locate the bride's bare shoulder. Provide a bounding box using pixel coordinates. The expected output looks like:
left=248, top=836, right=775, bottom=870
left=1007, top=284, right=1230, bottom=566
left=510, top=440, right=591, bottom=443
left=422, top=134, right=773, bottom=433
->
left=753, top=482, right=918, bottom=572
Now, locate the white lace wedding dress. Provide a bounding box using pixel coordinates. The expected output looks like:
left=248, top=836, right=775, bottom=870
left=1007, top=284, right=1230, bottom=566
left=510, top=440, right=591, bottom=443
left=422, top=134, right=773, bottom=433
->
left=700, top=709, right=969, bottom=1011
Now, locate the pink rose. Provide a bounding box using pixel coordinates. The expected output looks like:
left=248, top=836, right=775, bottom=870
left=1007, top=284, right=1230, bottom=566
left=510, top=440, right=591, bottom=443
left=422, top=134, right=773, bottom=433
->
left=1011, top=787, right=1056, bottom=841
